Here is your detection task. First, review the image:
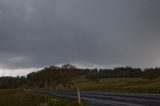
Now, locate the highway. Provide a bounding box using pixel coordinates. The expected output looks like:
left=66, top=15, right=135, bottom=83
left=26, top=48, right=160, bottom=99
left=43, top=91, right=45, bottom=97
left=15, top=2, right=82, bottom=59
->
left=33, top=90, right=160, bottom=106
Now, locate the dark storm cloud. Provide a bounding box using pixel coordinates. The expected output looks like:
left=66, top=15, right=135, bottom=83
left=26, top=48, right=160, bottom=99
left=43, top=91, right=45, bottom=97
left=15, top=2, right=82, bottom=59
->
left=0, top=0, right=160, bottom=70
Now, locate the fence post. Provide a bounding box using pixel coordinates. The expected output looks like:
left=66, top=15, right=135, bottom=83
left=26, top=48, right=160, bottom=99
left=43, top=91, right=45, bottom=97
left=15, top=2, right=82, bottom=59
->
left=77, top=88, right=81, bottom=104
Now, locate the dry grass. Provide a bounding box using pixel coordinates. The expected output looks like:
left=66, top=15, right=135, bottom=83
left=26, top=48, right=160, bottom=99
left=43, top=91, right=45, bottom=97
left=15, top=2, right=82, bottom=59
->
left=0, top=89, right=85, bottom=106
left=0, top=89, right=49, bottom=106
left=72, top=78, right=160, bottom=93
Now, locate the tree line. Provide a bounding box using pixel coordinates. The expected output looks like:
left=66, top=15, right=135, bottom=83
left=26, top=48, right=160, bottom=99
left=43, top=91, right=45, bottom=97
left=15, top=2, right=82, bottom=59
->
left=0, top=64, right=160, bottom=89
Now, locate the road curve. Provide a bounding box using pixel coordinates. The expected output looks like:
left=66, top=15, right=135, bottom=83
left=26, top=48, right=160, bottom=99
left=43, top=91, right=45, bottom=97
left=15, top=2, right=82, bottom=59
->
left=33, top=90, right=160, bottom=106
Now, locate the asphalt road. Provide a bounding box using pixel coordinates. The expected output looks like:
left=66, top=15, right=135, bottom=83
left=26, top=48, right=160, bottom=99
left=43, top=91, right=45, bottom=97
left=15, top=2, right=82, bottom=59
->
left=33, top=90, right=160, bottom=106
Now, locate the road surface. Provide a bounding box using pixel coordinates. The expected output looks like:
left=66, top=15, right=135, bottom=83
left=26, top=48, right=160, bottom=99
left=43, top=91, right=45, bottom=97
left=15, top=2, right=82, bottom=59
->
left=33, top=90, right=160, bottom=106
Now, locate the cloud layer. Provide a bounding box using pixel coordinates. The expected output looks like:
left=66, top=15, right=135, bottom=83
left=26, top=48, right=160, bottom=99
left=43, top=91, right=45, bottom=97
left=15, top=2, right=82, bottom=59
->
left=0, top=0, right=160, bottom=75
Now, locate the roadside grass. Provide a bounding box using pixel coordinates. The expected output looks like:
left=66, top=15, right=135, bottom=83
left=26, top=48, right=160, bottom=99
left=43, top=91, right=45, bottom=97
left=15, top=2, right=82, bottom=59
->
left=0, top=89, right=85, bottom=106
left=0, top=89, right=49, bottom=106
left=44, top=98, right=85, bottom=106
left=71, top=78, right=160, bottom=93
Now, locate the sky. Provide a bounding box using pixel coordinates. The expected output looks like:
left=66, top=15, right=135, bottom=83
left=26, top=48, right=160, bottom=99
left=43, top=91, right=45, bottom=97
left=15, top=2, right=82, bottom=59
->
left=0, top=0, right=160, bottom=76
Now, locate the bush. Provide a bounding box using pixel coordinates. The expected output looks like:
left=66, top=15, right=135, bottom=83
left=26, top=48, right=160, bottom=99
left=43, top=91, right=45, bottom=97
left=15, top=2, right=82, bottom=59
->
left=143, top=68, right=160, bottom=80
left=85, top=72, right=101, bottom=82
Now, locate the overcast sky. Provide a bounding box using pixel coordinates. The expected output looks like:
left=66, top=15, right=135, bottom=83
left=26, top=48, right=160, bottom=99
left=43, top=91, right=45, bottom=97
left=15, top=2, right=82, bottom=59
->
left=0, top=0, right=160, bottom=76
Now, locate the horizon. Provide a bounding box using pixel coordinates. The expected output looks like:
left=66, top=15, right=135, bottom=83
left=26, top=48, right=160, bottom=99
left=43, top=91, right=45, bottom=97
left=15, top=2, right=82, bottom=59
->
left=0, top=63, right=159, bottom=77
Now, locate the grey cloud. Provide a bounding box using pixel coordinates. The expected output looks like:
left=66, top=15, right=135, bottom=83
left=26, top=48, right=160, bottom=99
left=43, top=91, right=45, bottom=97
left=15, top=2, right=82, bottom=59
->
left=0, top=0, right=160, bottom=70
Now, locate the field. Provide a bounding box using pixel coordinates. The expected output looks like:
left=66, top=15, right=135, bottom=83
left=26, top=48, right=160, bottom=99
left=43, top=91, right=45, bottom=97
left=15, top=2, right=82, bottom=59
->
left=0, top=90, right=84, bottom=106
left=71, top=78, right=160, bottom=93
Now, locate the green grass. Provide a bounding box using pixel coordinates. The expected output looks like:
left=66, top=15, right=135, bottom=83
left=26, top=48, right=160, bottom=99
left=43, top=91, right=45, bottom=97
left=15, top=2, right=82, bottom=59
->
left=0, top=89, right=85, bottom=106
left=71, top=78, right=160, bottom=93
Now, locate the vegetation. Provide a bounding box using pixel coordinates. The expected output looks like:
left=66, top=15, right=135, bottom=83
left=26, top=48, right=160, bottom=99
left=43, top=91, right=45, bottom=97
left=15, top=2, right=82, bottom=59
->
left=27, top=64, right=79, bottom=89
left=0, top=90, right=49, bottom=106
left=143, top=68, right=160, bottom=80
left=45, top=98, right=85, bottom=106
left=0, top=76, right=26, bottom=89
left=85, top=69, right=101, bottom=82
left=0, top=64, right=160, bottom=105
left=0, top=90, right=85, bottom=106
left=0, top=64, right=160, bottom=93
left=72, top=78, right=160, bottom=93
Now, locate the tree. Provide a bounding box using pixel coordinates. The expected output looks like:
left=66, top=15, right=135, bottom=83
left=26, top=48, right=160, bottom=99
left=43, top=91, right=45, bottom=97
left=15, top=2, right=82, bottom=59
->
left=113, top=67, right=142, bottom=78
left=85, top=69, right=101, bottom=82
left=143, top=68, right=160, bottom=80
left=0, top=76, right=26, bottom=89
left=60, top=64, right=79, bottom=88
left=61, top=64, right=76, bottom=70
left=26, top=64, right=80, bottom=89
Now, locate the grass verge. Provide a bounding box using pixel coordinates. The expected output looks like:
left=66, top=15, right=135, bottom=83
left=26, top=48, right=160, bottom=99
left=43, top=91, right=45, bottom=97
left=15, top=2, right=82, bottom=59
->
left=0, top=89, right=85, bottom=106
